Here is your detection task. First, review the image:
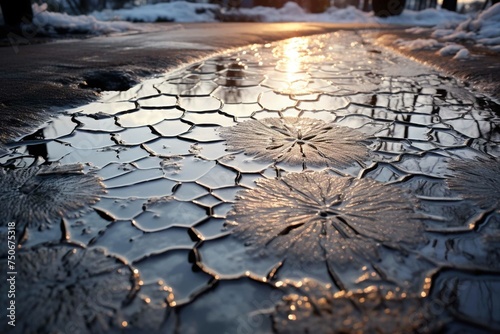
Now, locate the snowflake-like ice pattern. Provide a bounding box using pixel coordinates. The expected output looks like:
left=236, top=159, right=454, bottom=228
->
left=0, top=245, right=173, bottom=333
left=446, top=156, right=500, bottom=209
left=226, top=172, right=425, bottom=267
left=219, top=117, right=371, bottom=168
left=0, top=164, right=105, bottom=229
left=273, top=279, right=444, bottom=334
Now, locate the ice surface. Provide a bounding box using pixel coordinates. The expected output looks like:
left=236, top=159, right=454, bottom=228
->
left=1, top=30, right=499, bottom=333
left=226, top=172, right=426, bottom=272
left=221, top=117, right=371, bottom=169
left=273, top=279, right=444, bottom=334
left=447, top=156, right=500, bottom=209
left=0, top=245, right=172, bottom=333
left=0, top=164, right=105, bottom=230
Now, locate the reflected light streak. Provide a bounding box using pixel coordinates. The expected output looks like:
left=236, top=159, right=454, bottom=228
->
left=274, top=37, right=311, bottom=88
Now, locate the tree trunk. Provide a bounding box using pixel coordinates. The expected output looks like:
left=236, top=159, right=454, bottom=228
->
left=309, top=0, right=330, bottom=13
left=79, top=0, right=90, bottom=14
left=372, top=0, right=406, bottom=16
left=362, top=0, right=371, bottom=11
left=441, top=0, right=457, bottom=11
left=0, top=0, right=33, bottom=26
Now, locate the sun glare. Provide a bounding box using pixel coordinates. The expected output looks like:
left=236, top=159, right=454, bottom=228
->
left=274, top=37, right=311, bottom=84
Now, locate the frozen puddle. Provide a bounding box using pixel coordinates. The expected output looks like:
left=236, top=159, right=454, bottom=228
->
left=1, top=31, right=499, bottom=333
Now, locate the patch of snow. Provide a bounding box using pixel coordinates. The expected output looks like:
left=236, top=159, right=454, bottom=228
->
left=92, top=1, right=219, bottom=23
left=432, top=3, right=500, bottom=51
left=321, top=5, right=375, bottom=23
left=440, top=30, right=476, bottom=41
left=438, top=43, right=466, bottom=56
left=405, top=27, right=431, bottom=34
left=432, top=28, right=456, bottom=38
left=227, top=2, right=373, bottom=23
left=84, top=1, right=468, bottom=27
left=380, top=7, right=466, bottom=26
left=235, top=2, right=466, bottom=25
left=395, top=38, right=442, bottom=50
left=29, top=0, right=499, bottom=56
left=453, top=48, right=470, bottom=59
left=32, top=3, right=143, bottom=34
left=479, top=36, right=500, bottom=45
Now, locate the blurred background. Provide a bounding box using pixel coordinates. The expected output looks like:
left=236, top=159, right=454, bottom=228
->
left=1, top=0, right=495, bottom=18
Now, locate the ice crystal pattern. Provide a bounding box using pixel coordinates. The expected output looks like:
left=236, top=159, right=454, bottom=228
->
left=273, top=279, right=442, bottom=334
left=227, top=172, right=425, bottom=266
left=0, top=164, right=105, bottom=229
left=219, top=117, right=370, bottom=167
left=447, top=156, right=500, bottom=209
left=1, top=245, right=138, bottom=333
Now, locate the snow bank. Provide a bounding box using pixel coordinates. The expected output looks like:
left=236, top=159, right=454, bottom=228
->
left=234, top=2, right=371, bottom=23
left=431, top=3, right=500, bottom=51
left=395, top=37, right=470, bottom=59
left=92, top=1, right=219, bottom=23
left=381, top=7, right=466, bottom=26
left=31, top=3, right=142, bottom=34
left=395, top=38, right=442, bottom=50
left=27, top=0, right=494, bottom=49
left=234, top=2, right=466, bottom=25
left=86, top=1, right=467, bottom=27
left=438, top=43, right=467, bottom=56
left=435, top=43, right=470, bottom=59
left=453, top=48, right=470, bottom=59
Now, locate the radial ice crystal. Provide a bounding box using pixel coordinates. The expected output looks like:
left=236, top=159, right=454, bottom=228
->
left=0, top=245, right=138, bottom=333
left=226, top=172, right=425, bottom=267
left=446, top=156, right=500, bottom=209
left=0, top=164, right=105, bottom=229
left=219, top=117, right=370, bottom=167
left=273, top=279, right=443, bottom=334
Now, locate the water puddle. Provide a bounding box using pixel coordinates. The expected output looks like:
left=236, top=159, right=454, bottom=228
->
left=1, top=31, right=499, bottom=333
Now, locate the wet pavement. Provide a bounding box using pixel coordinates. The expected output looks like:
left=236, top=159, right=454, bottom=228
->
left=1, top=30, right=500, bottom=333
left=0, top=22, right=377, bottom=145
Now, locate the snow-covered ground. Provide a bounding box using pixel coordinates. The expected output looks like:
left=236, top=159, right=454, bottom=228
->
left=396, top=3, right=500, bottom=58
left=236, top=2, right=467, bottom=25
left=90, top=1, right=467, bottom=26
left=29, top=1, right=500, bottom=55
left=31, top=3, right=144, bottom=34
left=92, top=1, right=219, bottom=23
left=432, top=3, right=500, bottom=52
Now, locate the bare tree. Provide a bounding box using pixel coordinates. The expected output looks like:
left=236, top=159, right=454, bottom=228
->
left=441, top=0, right=457, bottom=11
left=372, top=0, right=406, bottom=16
left=0, top=0, right=33, bottom=26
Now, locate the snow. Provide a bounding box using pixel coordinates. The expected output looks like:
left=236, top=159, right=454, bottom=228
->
left=29, top=1, right=499, bottom=54
left=395, top=38, right=442, bottom=50
left=395, top=38, right=470, bottom=59
left=31, top=3, right=143, bottom=35
left=235, top=2, right=372, bottom=23
left=430, top=3, right=500, bottom=51
left=405, top=27, right=431, bottom=34
left=92, top=2, right=219, bottom=23
left=438, top=43, right=467, bottom=56
left=453, top=48, right=470, bottom=59
left=89, top=1, right=466, bottom=26
left=380, top=7, right=466, bottom=26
